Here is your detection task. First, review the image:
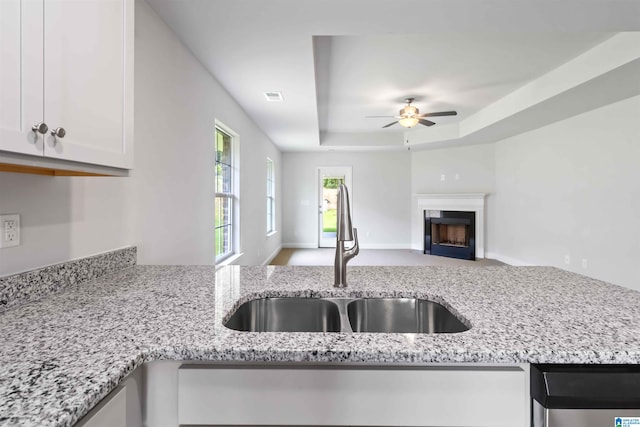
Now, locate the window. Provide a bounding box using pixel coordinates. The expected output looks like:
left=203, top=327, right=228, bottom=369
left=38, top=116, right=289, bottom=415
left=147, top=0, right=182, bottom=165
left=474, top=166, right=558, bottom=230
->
left=266, top=158, right=276, bottom=234
left=215, top=126, right=237, bottom=262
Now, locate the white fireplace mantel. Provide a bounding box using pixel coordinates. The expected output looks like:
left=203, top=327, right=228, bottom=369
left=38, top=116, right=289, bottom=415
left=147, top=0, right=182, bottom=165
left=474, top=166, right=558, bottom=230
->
left=412, top=193, right=487, bottom=258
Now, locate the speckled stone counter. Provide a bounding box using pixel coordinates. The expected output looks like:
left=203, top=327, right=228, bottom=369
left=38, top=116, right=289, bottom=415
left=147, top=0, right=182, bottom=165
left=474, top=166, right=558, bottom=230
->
left=0, top=247, right=136, bottom=312
left=1, top=264, right=640, bottom=426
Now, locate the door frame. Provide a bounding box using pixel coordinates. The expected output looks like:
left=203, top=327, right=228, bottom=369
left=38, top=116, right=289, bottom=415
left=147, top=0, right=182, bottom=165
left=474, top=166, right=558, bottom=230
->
left=317, top=166, right=353, bottom=248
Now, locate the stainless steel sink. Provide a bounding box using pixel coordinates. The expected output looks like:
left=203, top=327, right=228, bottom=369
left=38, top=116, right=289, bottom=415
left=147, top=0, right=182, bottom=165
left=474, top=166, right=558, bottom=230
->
left=224, top=297, right=469, bottom=334
left=224, top=297, right=341, bottom=332
left=347, top=298, right=469, bottom=333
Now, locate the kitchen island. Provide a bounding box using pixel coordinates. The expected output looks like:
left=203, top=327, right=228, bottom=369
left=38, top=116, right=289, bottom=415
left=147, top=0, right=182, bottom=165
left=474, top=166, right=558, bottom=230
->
left=1, top=264, right=639, bottom=426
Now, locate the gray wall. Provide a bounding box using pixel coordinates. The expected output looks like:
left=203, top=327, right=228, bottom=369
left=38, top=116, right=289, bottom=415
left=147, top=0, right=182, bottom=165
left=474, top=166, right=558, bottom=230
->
left=280, top=144, right=494, bottom=254
left=493, top=95, right=640, bottom=289
left=410, top=144, right=496, bottom=250
left=281, top=151, right=412, bottom=248
left=134, top=0, right=282, bottom=266
left=411, top=144, right=496, bottom=194
left=0, top=174, right=133, bottom=276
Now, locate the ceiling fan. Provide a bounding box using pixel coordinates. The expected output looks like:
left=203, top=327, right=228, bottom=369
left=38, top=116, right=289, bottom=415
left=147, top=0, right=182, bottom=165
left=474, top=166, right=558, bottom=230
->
left=367, top=98, right=457, bottom=128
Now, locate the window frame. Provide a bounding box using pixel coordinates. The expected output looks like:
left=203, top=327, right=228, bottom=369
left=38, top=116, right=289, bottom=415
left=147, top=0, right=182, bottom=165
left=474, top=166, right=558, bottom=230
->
left=266, top=157, right=276, bottom=235
left=215, top=122, right=240, bottom=264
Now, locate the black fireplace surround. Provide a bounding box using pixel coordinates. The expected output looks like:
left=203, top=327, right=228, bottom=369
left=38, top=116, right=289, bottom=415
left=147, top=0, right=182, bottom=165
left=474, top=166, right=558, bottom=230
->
left=424, top=210, right=476, bottom=260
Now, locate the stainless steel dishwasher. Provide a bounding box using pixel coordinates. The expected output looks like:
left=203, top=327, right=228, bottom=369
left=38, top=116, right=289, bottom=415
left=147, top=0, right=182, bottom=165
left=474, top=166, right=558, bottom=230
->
left=531, top=364, right=640, bottom=427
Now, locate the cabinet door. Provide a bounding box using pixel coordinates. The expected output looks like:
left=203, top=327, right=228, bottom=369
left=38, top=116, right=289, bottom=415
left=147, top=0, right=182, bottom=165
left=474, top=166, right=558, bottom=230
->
left=77, top=386, right=127, bottom=427
left=178, top=365, right=529, bottom=427
left=43, top=0, right=133, bottom=169
left=0, top=0, right=45, bottom=156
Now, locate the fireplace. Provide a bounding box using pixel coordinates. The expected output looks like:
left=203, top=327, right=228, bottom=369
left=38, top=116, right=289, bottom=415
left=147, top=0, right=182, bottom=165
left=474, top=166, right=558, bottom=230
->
left=424, top=211, right=476, bottom=260
left=414, top=193, right=486, bottom=258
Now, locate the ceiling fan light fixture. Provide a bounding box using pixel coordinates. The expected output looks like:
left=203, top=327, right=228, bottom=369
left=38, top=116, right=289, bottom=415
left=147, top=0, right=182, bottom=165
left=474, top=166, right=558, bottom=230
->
left=399, top=117, right=419, bottom=128
left=369, top=97, right=457, bottom=129
left=401, top=105, right=418, bottom=116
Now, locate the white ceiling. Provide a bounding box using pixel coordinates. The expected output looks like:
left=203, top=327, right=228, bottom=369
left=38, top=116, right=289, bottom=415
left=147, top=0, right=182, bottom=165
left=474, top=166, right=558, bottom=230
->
left=145, top=0, right=640, bottom=151
left=315, top=33, right=612, bottom=132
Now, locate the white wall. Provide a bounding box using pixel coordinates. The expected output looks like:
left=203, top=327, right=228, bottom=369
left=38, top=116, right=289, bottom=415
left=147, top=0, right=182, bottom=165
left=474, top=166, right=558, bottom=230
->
left=134, top=0, right=281, bottom=266
left=410, top=144, right=496, bottom=251
left=0, top=174, right=134, bottom=276
left=493, top=95, right=640, bottom=289
left=281, top=151, right=412, bottom=248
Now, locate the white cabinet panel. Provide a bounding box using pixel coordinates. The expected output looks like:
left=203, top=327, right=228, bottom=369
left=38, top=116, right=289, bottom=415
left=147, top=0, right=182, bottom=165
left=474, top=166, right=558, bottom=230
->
left=178, top=365, right=529, bottom=427
left=76, top=386, right=126, bottom=427
left=75, top=367, right=143, bottom=427
left=43, top=0, right=133, bottom=168
left=0, top=0, right=44, bottom=156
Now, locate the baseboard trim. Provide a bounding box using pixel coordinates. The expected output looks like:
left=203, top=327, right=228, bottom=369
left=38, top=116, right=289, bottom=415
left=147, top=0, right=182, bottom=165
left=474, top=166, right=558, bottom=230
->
left=359, top=243, right=413, bottom=250
left=262, top=245, right=282, bottom=266
left=485, top=252, right=535, bottom=266
left=284, top=243, right=414, bottom=250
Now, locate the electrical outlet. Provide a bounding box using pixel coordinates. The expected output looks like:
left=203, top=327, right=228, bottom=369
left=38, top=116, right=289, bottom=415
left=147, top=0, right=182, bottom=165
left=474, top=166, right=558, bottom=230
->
left=564, top=255, right=570, bottom=265
left=0, top=214, right=20, bottom=248
left=581, top=259, right=588, bottom=269
left=440, top=174, right=446, bottom=181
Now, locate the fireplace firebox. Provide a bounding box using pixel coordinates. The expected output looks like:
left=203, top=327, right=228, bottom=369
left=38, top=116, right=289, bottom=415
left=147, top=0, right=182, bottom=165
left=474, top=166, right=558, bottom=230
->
left=424, top=211, right=475, bottom=260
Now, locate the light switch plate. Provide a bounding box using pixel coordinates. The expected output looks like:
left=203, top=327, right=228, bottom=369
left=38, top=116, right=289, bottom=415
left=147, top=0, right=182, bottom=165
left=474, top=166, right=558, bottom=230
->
left=0, top=214, right=20, bottom=248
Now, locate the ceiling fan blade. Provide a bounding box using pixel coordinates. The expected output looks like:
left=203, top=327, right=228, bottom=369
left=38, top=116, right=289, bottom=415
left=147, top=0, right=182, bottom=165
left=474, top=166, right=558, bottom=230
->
left=365, top=115, right=396, bottom=118
left=420, top=111, right=458, bottom=117
left=418, top=119, right=436, bottom=127
left=382, top=121, right=398, bottom=128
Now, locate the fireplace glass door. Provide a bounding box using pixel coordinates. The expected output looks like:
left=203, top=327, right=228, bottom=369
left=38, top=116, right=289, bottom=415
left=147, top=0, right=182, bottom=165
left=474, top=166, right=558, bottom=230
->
left=424, top=211, right=476, bottom=260
left=431, top=223, right=469, bottom=248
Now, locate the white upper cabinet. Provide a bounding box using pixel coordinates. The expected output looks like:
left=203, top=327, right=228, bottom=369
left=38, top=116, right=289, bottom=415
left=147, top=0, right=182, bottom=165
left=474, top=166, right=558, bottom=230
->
left=0, top=0, right=133, bottom=170
left=0, top=0, right=44, bottom=157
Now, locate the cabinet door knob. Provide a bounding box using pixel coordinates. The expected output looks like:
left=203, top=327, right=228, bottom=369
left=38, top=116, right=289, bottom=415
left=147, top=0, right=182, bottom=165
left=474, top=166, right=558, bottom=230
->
left=51, top=127, right=66, bottom=138
left=32, top=122, right=48, bottom=135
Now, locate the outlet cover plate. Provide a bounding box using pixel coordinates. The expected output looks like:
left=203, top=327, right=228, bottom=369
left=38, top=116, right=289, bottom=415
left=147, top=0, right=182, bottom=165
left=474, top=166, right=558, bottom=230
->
left=0, top=214, right=20, bottom=248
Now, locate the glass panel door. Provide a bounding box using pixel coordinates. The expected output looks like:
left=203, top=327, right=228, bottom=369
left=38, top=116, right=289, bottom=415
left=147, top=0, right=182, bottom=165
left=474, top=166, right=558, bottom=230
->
left=318, top=167, right=352, bottom=248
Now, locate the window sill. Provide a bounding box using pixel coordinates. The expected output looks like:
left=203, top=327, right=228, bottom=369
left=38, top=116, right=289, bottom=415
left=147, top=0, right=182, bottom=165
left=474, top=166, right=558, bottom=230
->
left=215, top=252, right=244, bottom=270
left=266, top=230, right=278, bottom=238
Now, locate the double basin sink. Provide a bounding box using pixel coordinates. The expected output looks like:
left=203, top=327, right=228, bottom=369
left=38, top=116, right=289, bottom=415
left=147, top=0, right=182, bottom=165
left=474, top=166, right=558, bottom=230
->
left=224, top=297, right=469, bottom=334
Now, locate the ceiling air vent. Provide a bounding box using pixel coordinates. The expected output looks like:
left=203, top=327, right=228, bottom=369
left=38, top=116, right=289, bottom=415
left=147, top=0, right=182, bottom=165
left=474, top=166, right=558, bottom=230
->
left=264, top=91, right=284, bottom=102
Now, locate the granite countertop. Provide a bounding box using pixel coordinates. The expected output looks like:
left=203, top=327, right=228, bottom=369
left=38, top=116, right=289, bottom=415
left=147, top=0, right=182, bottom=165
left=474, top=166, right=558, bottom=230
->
left=2, top=264, right=640, bottom=426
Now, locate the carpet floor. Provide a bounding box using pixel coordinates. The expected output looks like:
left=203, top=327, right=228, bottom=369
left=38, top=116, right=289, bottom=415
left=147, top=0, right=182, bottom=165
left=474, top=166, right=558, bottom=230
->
left=270, top=248, right=505, bottom=267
